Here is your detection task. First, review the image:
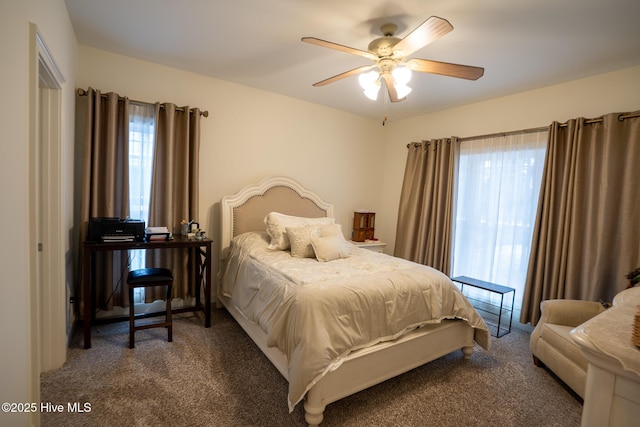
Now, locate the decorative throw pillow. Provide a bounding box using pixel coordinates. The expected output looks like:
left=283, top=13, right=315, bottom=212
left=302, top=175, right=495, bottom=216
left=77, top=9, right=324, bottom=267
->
left=311, top=235, right=351, bottom=262
left=264, top=212, right=334, bottom=250
left=319, top=223, right=343, bottom=237
left=286, top=226, right=322, bottom=258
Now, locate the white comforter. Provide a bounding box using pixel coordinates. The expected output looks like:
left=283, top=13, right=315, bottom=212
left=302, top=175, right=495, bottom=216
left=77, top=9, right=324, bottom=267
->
left=222, top=232, right=490, bottom=411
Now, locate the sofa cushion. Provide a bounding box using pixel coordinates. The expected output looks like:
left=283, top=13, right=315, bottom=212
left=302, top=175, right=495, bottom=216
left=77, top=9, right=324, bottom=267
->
left=541, top=324, right=587, bottom=370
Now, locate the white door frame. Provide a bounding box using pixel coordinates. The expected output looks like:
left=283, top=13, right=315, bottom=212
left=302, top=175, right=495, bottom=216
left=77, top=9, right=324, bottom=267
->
left=29, top=23, right=66, bottom=380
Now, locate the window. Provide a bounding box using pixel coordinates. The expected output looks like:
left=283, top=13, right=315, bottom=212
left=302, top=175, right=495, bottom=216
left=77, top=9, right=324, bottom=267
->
left=129, top=102, right=155, bottom=226
left=451, top=130, right=547, bottom=310
left=128, top=102, right=156, bottom=301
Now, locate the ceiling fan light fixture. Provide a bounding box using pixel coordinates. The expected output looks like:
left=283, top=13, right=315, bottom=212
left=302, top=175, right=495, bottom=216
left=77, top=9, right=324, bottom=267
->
left=395, top=83, right=412, bottom=99
left=363, top=81, right=381, bottom=101
left=303, top=16, right=484, bottom=104
left=358, top=70, right=380, bottom=89
left=359, top=70, right=381, bottom=100
left=392, top=65, right=412, bottom=85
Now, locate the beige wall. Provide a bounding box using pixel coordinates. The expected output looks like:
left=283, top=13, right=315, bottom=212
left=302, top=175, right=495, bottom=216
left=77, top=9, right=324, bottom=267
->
left=76, top=45, right=386, bottom=278
left=75, top=46, right=640, bottom=273
left=378, top=65, right=640, bottom=254
left=76, top=48, right=640, bottom=259
left=0, top=0, right=77, bottom=425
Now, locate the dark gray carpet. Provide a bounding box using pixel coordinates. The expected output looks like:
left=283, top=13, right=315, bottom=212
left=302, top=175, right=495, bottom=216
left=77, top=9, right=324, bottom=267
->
left=41, top=309, right=582, bottom=426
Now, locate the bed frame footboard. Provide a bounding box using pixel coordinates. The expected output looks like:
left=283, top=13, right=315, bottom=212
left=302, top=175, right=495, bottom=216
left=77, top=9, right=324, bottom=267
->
left=303, top=320, right=475, bottom=426
left=221, top=295, right=475, bottom=426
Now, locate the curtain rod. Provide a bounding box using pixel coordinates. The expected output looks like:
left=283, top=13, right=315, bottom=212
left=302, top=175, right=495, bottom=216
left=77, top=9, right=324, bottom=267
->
left=557, top=111, right=640, bottom=127
left=407, top=111, right=640, bottom=148
left=76, top=88, right=209, bottom=118
left=407, top=125, right=549, bottom=148
left=458, top=125, right=550, bottom=143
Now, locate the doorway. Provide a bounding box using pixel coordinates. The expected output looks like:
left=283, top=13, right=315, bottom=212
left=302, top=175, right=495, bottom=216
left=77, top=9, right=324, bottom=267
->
left=30, top=24, right=66, bottom=376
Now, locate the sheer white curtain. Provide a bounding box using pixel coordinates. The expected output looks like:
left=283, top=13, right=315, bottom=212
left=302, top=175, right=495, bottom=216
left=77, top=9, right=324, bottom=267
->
left=451, top=130, right=548, bottom=310
left=127, top=102, right=156, bottom=300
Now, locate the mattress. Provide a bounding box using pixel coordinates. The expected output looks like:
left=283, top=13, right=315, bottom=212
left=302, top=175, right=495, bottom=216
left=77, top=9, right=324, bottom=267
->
left=222, top=231, right=490, bottom=410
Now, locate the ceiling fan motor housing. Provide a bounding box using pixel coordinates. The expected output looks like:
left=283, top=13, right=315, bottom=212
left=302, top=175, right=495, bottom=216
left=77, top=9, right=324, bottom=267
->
left=302, top=16, right=483, bottom=102
left=368, top=23, right=401, bottom=58
left=378, top=58, right=398, bottom=74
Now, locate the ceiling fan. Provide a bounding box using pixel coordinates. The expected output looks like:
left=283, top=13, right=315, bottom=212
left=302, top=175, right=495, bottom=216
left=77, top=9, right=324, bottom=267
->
left=302, top=16, right=484, bottom=102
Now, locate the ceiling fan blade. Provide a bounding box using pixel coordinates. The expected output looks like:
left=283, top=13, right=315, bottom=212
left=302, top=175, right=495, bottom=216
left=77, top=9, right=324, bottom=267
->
left=312, top=65, right=374, bottom=87
left=393, top=16, right=454, bottom=58
left=382, top=74, right=405, bottom=103
left=301, top=37, right=378, bottom=61
left=406, top=58, right=484, bottom=80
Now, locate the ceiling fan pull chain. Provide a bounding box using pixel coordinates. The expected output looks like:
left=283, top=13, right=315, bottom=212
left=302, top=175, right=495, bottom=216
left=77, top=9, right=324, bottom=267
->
left=382, top=90, right=389, bottom=126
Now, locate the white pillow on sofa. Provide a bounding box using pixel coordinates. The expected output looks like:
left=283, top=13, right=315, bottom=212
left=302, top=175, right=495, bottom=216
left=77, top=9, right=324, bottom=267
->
left=264, top=212, right=334, bottom=250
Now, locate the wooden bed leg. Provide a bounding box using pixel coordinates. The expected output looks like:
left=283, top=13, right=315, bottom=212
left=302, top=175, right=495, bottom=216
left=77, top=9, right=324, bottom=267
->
left=461, top=345, right=474, bottom=360
left=304, top=395, right=325, bottom=427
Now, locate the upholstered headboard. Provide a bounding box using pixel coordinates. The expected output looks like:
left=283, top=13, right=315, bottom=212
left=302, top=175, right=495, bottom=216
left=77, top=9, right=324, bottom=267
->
left=220, top=176, right=335, bottom=254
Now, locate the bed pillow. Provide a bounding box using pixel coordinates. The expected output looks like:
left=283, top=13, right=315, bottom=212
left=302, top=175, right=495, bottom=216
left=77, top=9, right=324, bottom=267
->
left=319, top=223, right=344, bottom=237
left=264, top=212, right=334, bottom=250
left=286, top=226, right=322, bottom=258
left=311, top=235, right=351, bottom=262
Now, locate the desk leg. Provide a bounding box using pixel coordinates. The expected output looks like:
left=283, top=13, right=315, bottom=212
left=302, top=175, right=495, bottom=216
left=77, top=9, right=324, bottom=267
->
left=194, top=247, right=201, bottom=308
left=82, top=247, right=92, bottom=349
left=204, top=241, right=212, bottom=327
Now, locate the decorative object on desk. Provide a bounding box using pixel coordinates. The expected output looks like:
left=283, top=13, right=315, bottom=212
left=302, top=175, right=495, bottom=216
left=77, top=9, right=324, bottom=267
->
left=633, top=305, right=640, bottom=348
left=146, top=226, right=171, bottom=241
left=352, top=211, right=375, bottom=242
left=180, top=219, right=199, bottom=236
left=626, top=267, right=640, bottom=288
left=195, top=230, right=206, bottom=241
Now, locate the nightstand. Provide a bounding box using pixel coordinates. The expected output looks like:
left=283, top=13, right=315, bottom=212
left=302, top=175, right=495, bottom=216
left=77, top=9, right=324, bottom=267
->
left=351, top=240, right=386, bottom=253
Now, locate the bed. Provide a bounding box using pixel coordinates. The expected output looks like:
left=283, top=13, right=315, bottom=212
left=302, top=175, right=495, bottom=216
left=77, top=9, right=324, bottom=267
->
left=218, top=176, right=490, bottom=426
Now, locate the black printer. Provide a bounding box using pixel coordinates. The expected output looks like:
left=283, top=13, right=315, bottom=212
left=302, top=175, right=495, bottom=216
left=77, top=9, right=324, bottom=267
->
left=88, top=217, right=145, bottom=242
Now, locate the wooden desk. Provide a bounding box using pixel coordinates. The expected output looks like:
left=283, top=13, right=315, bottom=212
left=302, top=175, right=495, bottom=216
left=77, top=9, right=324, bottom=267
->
left=82, top=235, right=212, bottom=349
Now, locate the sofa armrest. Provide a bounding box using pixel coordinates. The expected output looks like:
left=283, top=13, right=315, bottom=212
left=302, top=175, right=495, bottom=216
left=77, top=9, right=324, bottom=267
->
left=530, top=299, right=606, bottom=356
left=538, top=299, right=606, bottom=328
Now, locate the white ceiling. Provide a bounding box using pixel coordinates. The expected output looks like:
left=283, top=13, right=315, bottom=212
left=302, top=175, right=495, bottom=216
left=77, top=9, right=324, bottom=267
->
left=64, top=0, right=640, bottom=121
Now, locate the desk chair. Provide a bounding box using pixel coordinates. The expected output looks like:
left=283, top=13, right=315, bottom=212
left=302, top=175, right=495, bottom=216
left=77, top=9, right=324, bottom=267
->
left=127, top=267, right=174, bottom=348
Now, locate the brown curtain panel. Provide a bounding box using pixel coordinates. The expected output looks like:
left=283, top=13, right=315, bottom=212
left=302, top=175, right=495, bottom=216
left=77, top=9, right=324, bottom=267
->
left=521, top=112, right=640, bottom=325
left=145, top=103, right=201, bottom=301
left=79, top=88, right=131, bottom=311
left=394, top=138, right=458, bottom=274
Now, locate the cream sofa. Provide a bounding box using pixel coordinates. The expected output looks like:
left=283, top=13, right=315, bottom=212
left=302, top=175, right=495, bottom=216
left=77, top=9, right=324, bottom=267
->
left=530, top=299, right=607, bottom=398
